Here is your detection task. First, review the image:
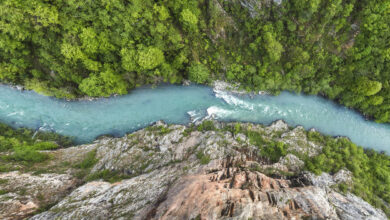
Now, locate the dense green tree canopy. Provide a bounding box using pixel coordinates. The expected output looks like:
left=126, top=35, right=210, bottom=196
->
left=352, top=77, right=382, bottom=96
left=79, top=68, right=127, bottom=97
left=188, top=63, right=210, bottom=83
left=0, top=0, right=390, bottom=122
left=137, top=47, right=165, bottom=70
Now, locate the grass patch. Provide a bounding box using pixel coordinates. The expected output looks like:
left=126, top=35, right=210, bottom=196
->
left=146, top=125, right=172, bottom=135
left=260, top=142, right=288, bottom=163
left=0, top=122, right=74, bottom=167
left=158, top=126, right=172, bottom=135
left=0, top=164, right=13, bottom=172
left=196, top=151, right=211, bottom=165
left=182, top=124, right=195, bottom=137
left=0, top=189, right=8, bottom=195
left=74, top=149, right=98, bottom=169
left=3, top=147, right=49, bottom=163
left=33, top=201, right=58, bottom=215
left=70, top=149, right=99, bottom=179
left=86, top=170, right=133, bottom=183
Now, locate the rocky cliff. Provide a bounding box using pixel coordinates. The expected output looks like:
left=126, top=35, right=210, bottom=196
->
left=0, top=121, right=387, bottom=220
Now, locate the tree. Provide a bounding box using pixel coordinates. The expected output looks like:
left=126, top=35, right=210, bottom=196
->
left=263, top=32, right=284, bottom=62
left=226, top=64, right=244, bottom=81
left=154, top=4, right=170, bottom=21
left=180, top=9, right=198, bottom=32
left=80, top=28, right=99, bottom=54
left=121, top=48, right=137, bottom=72
left=79, top=68, right=127, bottom=97
left=188, top=63, right=210, bottom=83
left=352, top=77, right=382, bottom=96
left=137, top=47, right=165, bottom=70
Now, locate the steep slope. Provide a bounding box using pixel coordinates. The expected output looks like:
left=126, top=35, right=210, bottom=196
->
left=0, top=120, right=387, bottom=219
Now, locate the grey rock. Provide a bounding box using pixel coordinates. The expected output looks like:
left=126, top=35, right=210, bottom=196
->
left=281, top=126, right=322, bottom=156
left=2, top=121, right=385, bottom=220
left=267, top=120, right=289, bottom=133
left=329, top=192, right=387, bottom=220
left=0, top=172, right=77, bottom=219
left=279, top=153, right=305, bottom=172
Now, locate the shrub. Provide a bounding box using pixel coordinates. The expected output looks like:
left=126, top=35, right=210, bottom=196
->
left=5, top=147, right=49, bottom=163
left=197, top=120, right=215, bottom=131
left=86, top=170, right=132, bottom=183
left=261, top=142, right=288, bottom=163
left=32, top=142, right=59, bottom=150
left=196, top=151, right=211, bottom=165
left=75, top=149, right=98, bottom=169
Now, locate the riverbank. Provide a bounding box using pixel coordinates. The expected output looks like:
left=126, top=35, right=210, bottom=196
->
left=0, top=120, right=388, bottom=219
left=1, top=83, right=390, bottom=152
left=212, top=80, right=270, bottom=96
left=2, top=79, right=266, bottom=101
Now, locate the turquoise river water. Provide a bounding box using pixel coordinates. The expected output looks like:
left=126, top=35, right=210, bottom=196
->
left=0, top=84, right=389, bottom=153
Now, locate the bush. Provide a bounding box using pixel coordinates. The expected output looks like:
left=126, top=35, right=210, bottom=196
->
left=197, top=120, right=215, bottom=131
left=247, top=130, right=265, bottom=146
left=261, top=142, right=287, bottom=163
left=32, top=142, right=59, bottom=150
left=86, top=170, right=132, bottom=183
left=75, top=150, right=98, bottom=169
left=0, top=123, right=72, bottom=165
left=5, top=147, right=49, bottom=163
left=196, top=151, right=211, bottom=165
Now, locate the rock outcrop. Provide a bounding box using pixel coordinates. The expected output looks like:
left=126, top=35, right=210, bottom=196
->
left=1, top=121, right=387, bottom=219
left=0, top=172, right=78, bottom=220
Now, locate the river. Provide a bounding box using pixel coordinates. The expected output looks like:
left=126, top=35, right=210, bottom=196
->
left=0, top=84, right=388, bottom=153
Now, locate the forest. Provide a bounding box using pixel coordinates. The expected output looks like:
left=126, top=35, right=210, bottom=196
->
left=0, top=0, right=389, bottom=124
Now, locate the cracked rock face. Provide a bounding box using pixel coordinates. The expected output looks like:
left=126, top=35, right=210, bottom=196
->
left=151, top=158, right=337, bottom=220
left=0, top=172, right=78, bottom=220
left=30, top=156, right=386, bottom=220
left=31, top=166, right=184, bottom=220
left=2, top=121, right=387, bottom=220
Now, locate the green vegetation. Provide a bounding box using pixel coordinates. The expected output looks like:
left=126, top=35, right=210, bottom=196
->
left=73, top=149, right=132, bottom=182
left=194, top=121, right=390, bottom=216
left=74, top=149, right=98, bottom=169
left=197, top=120, right=215, bottom=131
left=1, top=0, right=389, bottom=122
left=189, top=63, right=210, bottom=84
left=86, top=169, right=133, bottom=183
left=146, top=125, right=172, bottom=135
left=0, top=0, right=201, bottom=98
left=71, top=149, right=99, bottom=179
left=0, top=123, right=73, bottom=165
left=305, top=132, right=390, bottom=216
left=215, top=0, right=390, bottom=123
left=246, top=129, right=288, bottom=162
left=196, top=151, right=211, bottom=165
left=0, top=0, right=389, bottom=214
